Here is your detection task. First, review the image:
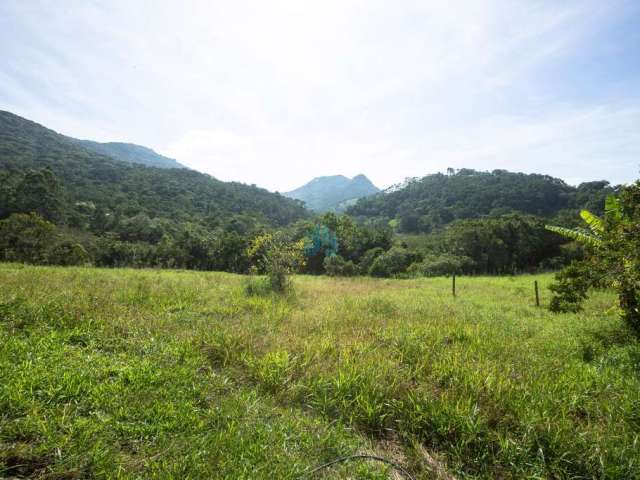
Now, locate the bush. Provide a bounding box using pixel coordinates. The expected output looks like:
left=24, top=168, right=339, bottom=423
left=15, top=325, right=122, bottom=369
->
left=323, top=255, right=357, bottom=277
left=548, top=262, right=591, bottom=313
left=408, top=253, right=472, bottom=277
left=0, top=213, right=56, bottom=264
left=48, top=241, right=91, bottom=266
left=358, top=247, right=384, bottom=273
left=369, top=247, right=411, bottom=277
left=247, top=233, right=304, bottom=293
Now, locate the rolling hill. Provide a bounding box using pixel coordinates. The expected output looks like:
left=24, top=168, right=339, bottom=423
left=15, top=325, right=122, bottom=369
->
left=347, top=168, right=615, bottom=232
left=0, top=110, right=307, bottom=227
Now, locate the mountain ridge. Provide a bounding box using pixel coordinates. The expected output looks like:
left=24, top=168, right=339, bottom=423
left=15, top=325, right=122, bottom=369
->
left=70, top=138, right=186, bottom=169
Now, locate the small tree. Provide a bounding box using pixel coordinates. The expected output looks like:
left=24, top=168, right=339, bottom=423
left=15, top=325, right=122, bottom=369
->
left=369, top=247, right=411, bottom=277
left=247, top=233, right=304, bottom=293
left=303, top=224, right=338, bottom=274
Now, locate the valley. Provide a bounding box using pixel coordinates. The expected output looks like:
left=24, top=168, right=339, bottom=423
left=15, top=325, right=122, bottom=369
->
left=2, top=3, right=639, bottom=478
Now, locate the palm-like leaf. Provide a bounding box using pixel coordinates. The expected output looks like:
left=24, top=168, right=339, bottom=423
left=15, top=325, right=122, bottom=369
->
left=605, top=194, right=622, bottom=221
left=546, top=208, right=607, bottom=248
left=545, top=225, right=603, bottom=247
left=580, top=210, right=604, bottom=235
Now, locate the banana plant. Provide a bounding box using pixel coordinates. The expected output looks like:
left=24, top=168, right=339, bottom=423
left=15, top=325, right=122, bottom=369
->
left=545, top=211, right=603, bottom=247
left=545, top=194, right=621, bottom=247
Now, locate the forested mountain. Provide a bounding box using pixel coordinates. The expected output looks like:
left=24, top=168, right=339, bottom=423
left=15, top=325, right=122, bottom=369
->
left=0, top=110, right=309, bottom=270
left=284, top=174, right=379, bottom=212
left=71, top=139, right=186, bottom=169
left=0, top=110, right=307, bottom=226
left=347, top=168, right=616, bottom=232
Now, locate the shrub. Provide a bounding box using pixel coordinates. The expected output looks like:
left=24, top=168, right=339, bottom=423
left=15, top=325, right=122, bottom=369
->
left=548, top=262, right=591, bottom=313
left=323, top=255, right=357, bottom=277
left=358, top=247, right=384, bottom=273
left=408, top=253, right=472, bottom=277
left=48, top=241, right=91, bottom=266
left=369, top=247, right=411, bottom=277
left=247, top=233, right=304, bottom=293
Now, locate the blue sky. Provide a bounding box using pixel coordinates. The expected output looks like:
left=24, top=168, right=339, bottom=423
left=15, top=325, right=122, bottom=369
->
left=1, top=0, right=639, bottom=191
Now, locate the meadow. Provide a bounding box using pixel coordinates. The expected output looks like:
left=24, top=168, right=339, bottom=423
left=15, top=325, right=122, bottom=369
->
left=1, top=264, right=639, bottom=479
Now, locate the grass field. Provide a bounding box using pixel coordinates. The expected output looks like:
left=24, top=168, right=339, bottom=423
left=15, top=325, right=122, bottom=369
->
left=1, top=264, right=639, bottom=479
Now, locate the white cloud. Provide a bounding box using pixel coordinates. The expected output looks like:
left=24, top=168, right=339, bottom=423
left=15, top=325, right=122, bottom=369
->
left=1, top=0, right=638, bottom=190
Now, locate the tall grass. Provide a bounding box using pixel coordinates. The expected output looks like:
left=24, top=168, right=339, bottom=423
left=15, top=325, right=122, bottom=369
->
left=1, top=264, right=639, bottom=478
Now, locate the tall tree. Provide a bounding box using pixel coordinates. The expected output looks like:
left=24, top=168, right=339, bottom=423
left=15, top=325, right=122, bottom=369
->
left=14, top=168, right=66, bottom=223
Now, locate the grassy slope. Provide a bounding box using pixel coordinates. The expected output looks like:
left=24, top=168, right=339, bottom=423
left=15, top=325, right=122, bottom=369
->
left=1, top=265, right=639, bottom=479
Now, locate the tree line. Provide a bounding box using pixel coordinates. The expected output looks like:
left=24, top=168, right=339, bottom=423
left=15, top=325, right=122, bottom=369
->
left=0, top=168, right=577, bottom=277
left=0, top=165, right=606, bottom=278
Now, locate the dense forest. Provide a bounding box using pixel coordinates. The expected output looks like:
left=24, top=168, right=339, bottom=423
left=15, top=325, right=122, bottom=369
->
left=0, top=111, right=307, bottom=226
left=0, top=111, right=619, bottom=277
left=347, top=169, right=616, bottom=233
left=0, top=111, right=311, bottom=270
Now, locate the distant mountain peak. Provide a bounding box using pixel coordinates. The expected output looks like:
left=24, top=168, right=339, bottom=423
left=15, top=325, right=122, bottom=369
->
left=351, top=174, right=376, bottom=186
left=284, top=174, right=379, bottom=212
left=70, top=138, right=186, bottom=169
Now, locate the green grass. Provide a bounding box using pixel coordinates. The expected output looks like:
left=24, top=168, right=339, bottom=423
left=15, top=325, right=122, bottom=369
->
left=1, top=264, right=639, bottom=479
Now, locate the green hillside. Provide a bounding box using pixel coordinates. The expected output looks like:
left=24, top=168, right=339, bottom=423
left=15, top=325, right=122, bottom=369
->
left=0, top=111, right=623, bottom=277
left=0, top=110, right=310, bottom=271
left=347, top=169, right=615, bottom=232
left=0, top=110, right=307, bottom=226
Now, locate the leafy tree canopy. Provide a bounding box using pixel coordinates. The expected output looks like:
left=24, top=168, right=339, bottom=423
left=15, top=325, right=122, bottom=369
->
left=347, top=168, right=616, bottom=232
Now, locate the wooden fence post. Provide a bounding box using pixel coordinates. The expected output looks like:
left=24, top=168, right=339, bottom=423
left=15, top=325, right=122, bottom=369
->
left=452, top=274, right=456, bottom=298
left=534, top=280, right=540, bottom=307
